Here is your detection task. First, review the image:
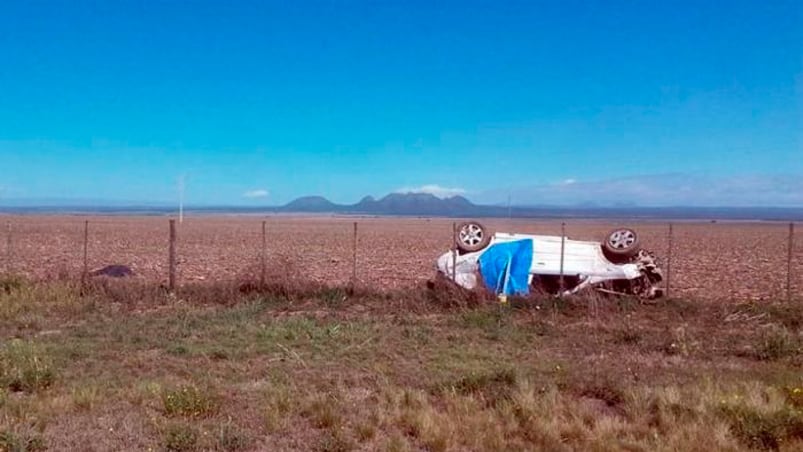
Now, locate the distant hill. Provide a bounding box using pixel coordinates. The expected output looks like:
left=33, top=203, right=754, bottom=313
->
left=280, top=196, right=340, bottom=212
left=1, top=192, right=802, bottom=220
left=274, top=192, right=490, bottom=216
left=276, top=193, right=803, bottom=221
left=270, top=193, right=803, bottom=221
left=352, top=193, right=478, bottom=215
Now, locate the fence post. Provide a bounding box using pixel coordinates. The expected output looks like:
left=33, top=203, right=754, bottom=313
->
left=4, top=223, right=11, bottom=275
left=451, top=222, right=457, bottom=282
left=261, top=220, right=267, bottom=287
left=81, top=220, right=89, bottom=288
left=666, top=223, right=673, bottom=298
left=351, top=222, right=358, bottom=289
left=559, top=222, right=566, bottom=295
left=788, top=222, right=794, bottom=303
left=169, top=219, right=177, bottom=292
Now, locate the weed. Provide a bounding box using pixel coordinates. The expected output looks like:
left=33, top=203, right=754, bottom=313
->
left=208, top=349, right=229, bottom=361
left=317, top=430, right=355, bottom=452
left=0, top=280, right=90, bottom=326
left=785, top=387, right=803, bottom=409
left=755, top=325, right=800, bottom=361
left=258, top=317, right=321, bottom=342
left=401, top=325, right=432, bottom=345
left=661, top=297, right=702, bottom=317
left=318, top=287, right=348, bottom=308
left=385, top=434, right=411, bottom=452
left=719, top=403, right=803, bottom=450
left=735, top=301, right=803, bottom=330
left=662, top=325, right=693, bottom=356
left=0, top=429, right=46, bottom=452
left=460, top=308, right=506, bottom=330
left=445, top=368, right=517, bottom=407
left=0, top=274, right=26, bottom=294
left=0, top=339, right=55, bottom=393
left=163, top=423, right=199, bottom=452
left=611, top=324, right=642, bottom=345
left=86, top=279, right=169, bottom=306
left=303, top=394, right=342, bottom=429
left=579, top=378, right=626, bottom=408
left=426, top=276, right=488, bottom=308
left=214, top=422, right=250, bottom=452
left=167, top=344, right=191, bottom=356
left=354, top=420, right=376, bottom=442
left=162, top=385, right=218, bottom=418
left=71, top=384, right=101, bottom=411
left=264, top=386, right=295, bottom=433
left=237, top=257, right=326, bottom=301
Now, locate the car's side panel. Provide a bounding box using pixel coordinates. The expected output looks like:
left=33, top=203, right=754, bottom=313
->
left=491, top=233, right=631, bottom=279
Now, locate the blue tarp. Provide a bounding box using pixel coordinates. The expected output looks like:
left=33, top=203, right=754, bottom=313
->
left=478, top=239, right=533, bottom=296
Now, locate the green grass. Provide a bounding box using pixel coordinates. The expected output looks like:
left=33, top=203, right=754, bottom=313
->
left=162, top=385, right=219, bottom=418
left=0, top=280, right=802, bottom=450
left=0, top=428, right=46, bottom=452
left=0, top=340, right=55, bottom=393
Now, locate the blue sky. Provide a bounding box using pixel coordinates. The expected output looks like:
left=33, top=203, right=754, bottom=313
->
left=0, top=0, right=801, bottom=206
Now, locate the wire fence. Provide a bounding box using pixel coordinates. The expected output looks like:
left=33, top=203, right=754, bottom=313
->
left=1, top=216, right=800, bottom=302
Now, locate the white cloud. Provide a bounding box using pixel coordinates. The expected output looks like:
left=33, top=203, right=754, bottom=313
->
left=242, top=189, right=270, bottom=199
left=395, top=184, right=467, bottom=198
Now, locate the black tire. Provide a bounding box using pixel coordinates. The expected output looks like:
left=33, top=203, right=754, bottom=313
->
left=455, top=221, right=492, bottom=253
left=602, top=228, right=640, bottom=262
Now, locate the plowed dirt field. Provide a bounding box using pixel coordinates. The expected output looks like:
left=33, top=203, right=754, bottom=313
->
left=1, top=216, right=800, bottom=302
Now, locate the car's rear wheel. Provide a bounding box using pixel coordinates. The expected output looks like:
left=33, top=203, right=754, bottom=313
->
left=455, top=221, right=492, bottom=253
left=602, top=228, right=640, bottom=262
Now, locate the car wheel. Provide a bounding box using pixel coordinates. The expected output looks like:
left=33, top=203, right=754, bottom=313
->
left=602, top=228, right=640, bottom=261
left=455, top=221, right=492, bottom=253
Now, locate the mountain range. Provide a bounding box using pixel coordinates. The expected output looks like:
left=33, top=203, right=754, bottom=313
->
left=280, top=193, right=479, bottom=216
left=273, top=193, right=803, bottom=220
left=1, top=192, right=802, bottom=220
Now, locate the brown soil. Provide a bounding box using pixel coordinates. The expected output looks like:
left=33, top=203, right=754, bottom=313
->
left=1, top=215, right=800, bottom=301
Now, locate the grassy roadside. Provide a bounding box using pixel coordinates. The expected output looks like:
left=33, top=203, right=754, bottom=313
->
left=1, top=275, right=802, bottom=451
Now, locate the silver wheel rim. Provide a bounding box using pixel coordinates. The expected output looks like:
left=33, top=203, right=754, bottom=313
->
left=458, top=223, right=484, bottom=247
left=608, top=229, right=636, bottom=249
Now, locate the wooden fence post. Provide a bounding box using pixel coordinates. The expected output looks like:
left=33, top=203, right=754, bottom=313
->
left=4, top=223, right=11, bottom=275
left=559, top=222, right=566, bottom=295
left=666, top=223, right=673, bottom=298
left=451, top=223, right=457, bottom=282
left=351, top=222, right=358, bottom=289
left=261, top=220, right=267, bottom=287
left=788, top=223, right=795, bottom=303
left=81, top=220, right=89, bottom=288
left=169, top=219, right=177, bottom=292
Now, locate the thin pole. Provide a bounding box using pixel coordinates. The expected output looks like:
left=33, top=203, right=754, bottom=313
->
left=81, top=220, right=89, bottom=287
left=559, top=222, right=566, bottom=295
left=452, top=223, right=457, bottom=282
left=351, top=222, right=358, bottom=288
left=261, top=220, right=267, bottom=287
left=788, top=223, right=794, bottom=303
left=666, top=223, right=673, bottom=298
left=169, top=219, right=177, bottom=292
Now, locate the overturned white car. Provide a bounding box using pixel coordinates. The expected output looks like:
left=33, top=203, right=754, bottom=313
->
left=436, top=222, right=664, bottom=299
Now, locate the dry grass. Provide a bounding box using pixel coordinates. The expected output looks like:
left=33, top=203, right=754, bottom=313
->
left=0, top=277, right=802, bottom=450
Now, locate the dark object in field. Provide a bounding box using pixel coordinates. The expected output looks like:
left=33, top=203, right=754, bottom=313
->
left=91, top=265, right=134, bottom=278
